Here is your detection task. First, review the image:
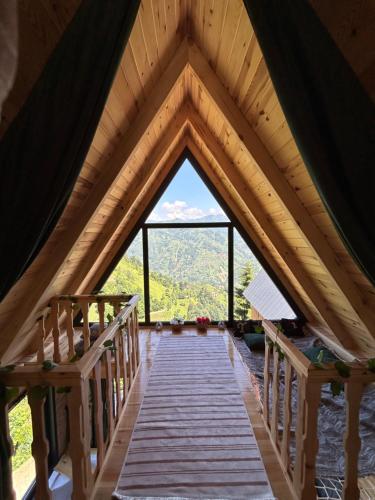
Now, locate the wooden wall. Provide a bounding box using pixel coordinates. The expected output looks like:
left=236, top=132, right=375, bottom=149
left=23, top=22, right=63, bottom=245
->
left=0, top=0, right=374, bottom=361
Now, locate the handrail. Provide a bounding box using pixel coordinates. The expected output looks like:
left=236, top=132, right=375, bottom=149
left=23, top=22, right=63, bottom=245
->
left=0, top=294, right=140, bottom=500
left=260, top=319, right=375, bottom=500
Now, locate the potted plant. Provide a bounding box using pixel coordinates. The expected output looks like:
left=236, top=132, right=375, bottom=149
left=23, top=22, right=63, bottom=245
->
left=196, top=316, right=210, bottom=332
left=170, top=317, right=184, bottom=333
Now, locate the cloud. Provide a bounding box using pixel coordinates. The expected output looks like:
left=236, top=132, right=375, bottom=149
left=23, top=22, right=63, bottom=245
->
left=148, top=200, right=225, bottom=221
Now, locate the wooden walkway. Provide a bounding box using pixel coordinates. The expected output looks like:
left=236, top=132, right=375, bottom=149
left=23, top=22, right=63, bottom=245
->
left=93, top=328, right=293, bottom=499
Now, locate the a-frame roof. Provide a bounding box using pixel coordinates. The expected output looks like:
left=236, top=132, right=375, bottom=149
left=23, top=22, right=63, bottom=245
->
left=1, top=0, right=375, bottom=362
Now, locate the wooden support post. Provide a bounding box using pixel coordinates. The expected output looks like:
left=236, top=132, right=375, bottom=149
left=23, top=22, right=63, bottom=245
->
left=343, top=382, right=363, bottom=500
left=134, top=307, right=140, bottom=366
left=0, top=399, right=15, bottom=500
left=281, top=359, right=293, bottom=475
left=263, top=340, right=271, bottom=427
left=92, top=363, right=105, bottom=472
left=120, top=330, right=128, bottom=401
left=51, top=301, right=61, bottom=363
left=65, top=301, right=75, bottom=360
left=295, top=378, right=321, bottom=499
left=68, top=381, right=92, bottom=499
left=104, top=350, right=114, bottom=441
left=114, top=334, right=121, bottom=418
left=131, top=312, right=137, bottom=373
left=127, top=317, right=134, bottom=386
left=28, top=393, right=52, bottom=499
left=37, top=316, right=46, bottom=363
left=81, top=301, right=90, bottom=353
left=98, top=301, right=105, bottom=333
left=271, top=347, right=280, bottom=445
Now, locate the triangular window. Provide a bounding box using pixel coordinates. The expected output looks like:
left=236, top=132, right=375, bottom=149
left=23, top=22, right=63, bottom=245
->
left=98, top=155, right=297, bottom=323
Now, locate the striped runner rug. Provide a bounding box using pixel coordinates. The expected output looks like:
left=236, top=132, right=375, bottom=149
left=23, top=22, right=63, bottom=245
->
left=113, top=336, right=274, bottom=499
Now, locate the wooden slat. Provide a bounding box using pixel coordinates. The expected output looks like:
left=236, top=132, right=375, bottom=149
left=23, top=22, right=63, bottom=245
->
left=80, top=301, right=90, bottom=352
left=93, top=362, right=105, bottom=471
left=187, top=39, right=375, bottom=343
left=28, top=393, right=52, bottom=499
left=271, top=347, right=280, bottom=445
left=65, top=301, right=75, bottom=360
left=51, top=301, right=61, bottom=363
left=343, top=382, right=363, bottom=500
left=263, top=340, right=271, bottom=427
left=281, top=359, right=293, bottom=475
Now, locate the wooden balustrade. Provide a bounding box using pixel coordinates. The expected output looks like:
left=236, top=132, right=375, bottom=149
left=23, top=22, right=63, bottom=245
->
left=0, top=294, right=140, bottom=500
left=261, top=319, right=375, bottom=500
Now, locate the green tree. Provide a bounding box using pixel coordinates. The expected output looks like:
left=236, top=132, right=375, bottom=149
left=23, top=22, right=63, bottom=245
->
left=234, top=261, right=255, bottom=320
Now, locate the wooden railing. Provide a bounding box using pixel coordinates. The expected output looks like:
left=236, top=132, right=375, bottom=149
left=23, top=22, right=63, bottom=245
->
left=261, top=320, right=375, bottom=500
left=0, top=294, right=140, bottom=500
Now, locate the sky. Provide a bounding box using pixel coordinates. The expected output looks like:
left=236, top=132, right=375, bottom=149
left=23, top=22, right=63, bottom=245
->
left=147, top=159, right=227, bottom=222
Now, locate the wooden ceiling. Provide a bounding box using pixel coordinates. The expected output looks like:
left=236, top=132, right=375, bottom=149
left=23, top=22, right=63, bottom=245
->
left=1, top=0, right=375, bottom=362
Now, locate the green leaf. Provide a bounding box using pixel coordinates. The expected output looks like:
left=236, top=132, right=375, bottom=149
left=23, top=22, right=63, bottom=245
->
left=0, top=364, right=16, bottom=373
left=42, top=360, right=58, bottom=371
left=69, top=353, right=81, bottom=363
left=56, top=386, right=71, bottom=394
left=276, top=345, right=285, bottom=360
left=254, top=326, right=264, bottom=334
left=335, top=360, right=351, bottom=378
left=367, top=358, right=375, bottom=373
left=330, top=380, right=344, bottom=397
left=28, top=386, right=48, bottom=401
left=316, top=349, right=324, bottom=365
left=106, top=313, right=114, bottom=324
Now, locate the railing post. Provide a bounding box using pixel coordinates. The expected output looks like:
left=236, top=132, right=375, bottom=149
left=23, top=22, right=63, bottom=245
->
left=98, top=301, right=105, bottom=333
left=0, top=398, right=16, bottom=500
left=92, top=363, right=105, bottom=471
left=271, top=347, right=280, bottom=445
left=68, top=380, right=93, bottom=499
left=65, top=301, right=75, bottom=360
left=263, top=339, right=271, bottom=427
left=37, top=315, right=46, bottom=363
left=127, top=317, right=134, bottom=386
left=294, top=376, right=320, bottom=499
left=281, top=358, right=293, bottom=474
left=28, top=391, right=52, bottom=499
left=51, top=301, right=61, bottom=363
left=81, top=301, right=90, bottom=353
left=343, top=382, right=363, bottom=500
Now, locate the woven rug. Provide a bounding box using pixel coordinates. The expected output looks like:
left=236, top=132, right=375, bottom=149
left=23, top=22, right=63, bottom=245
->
left=113, top=335, right=274, bottom=499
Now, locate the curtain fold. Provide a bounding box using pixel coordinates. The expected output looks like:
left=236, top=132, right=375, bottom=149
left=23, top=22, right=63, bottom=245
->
left=243, top=0, right=375, bottom=285
left=0, top=0, right=140, bottom=301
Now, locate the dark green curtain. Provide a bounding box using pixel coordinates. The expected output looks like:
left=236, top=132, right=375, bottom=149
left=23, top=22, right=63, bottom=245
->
left=0, top=0, right=140, bottom=301
left=243, top=0, right=375, bottom=285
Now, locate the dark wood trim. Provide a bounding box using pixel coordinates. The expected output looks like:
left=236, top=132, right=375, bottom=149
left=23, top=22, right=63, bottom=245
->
left=142, top=226, right=150, bottom=324
left=228, top=224, right=234, bottom=325
left=144, top=221, right=230, bottom=229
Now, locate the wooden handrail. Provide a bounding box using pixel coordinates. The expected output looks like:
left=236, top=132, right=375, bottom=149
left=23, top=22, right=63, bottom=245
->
left=0, top=294, right=141, bottom=500
left=261, top=319, right=375, bottom=500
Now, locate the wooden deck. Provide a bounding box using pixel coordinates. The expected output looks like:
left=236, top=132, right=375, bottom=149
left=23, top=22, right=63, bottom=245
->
left=93, top=327, right=292, bottom=499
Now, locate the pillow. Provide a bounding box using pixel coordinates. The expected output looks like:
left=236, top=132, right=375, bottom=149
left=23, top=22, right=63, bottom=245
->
left=280, top=318, right=304, bottom=337
left=233, top=320, right=263, bottom=337
left=243, top=333, right=265, bottom=351
left=303, top=346, right=339, bottom=363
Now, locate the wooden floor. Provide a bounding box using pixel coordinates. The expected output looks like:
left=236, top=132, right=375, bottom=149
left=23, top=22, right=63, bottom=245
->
left=93, top=327, right=292, bottom=499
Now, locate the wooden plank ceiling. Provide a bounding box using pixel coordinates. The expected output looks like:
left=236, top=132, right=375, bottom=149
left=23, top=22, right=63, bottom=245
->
left=1, top=0, right=375, bottom=362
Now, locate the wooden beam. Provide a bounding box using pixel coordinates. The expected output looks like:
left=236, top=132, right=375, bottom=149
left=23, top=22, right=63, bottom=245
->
left=185, top=135, right=313, bottom=322
left=0, top=39, right=189, bottom=361
left=187, top=39, right=375, bottom=338
left=64, top=105, right=189, bottom=294
left=81, top=136, right=189, bottom=295
left=187, top=109, right=355, bottom=348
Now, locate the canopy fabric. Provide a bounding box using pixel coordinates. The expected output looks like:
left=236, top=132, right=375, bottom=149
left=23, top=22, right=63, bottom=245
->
left=243, top=0, right=375, bottom=286
left=0, top=0, right=140, bottom=301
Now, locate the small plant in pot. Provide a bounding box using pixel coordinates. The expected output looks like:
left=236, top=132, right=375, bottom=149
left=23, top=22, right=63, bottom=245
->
left=170, top=317, right=184, bottom=333
left=196, top=316, right=210, bottom=332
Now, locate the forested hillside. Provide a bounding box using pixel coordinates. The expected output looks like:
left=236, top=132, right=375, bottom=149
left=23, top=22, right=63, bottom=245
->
left=102, top=218, right=260, bottom=321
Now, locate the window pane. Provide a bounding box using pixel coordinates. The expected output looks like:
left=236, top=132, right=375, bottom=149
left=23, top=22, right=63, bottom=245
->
left=146, top=159, right=228, bottom=224
left=234, top=229, right=261, bottom=320
left=101, top=231, right=145, bottom=321
left=148, top=227, right=228, bottom=321
left=9, top=396, right=35, bottom=498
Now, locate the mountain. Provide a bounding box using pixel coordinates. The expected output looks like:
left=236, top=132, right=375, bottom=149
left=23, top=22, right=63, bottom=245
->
left=102, top=219, right=260, bottom=321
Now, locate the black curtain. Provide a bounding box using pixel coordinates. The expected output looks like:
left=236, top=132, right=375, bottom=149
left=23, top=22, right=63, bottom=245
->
left=0, top=0, right=140, bottom=301
left=243, top=1, right=375, bottom=285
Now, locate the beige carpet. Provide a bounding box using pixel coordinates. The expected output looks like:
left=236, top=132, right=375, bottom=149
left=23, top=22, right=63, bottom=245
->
left=113, top=336, right=274, bottom=499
